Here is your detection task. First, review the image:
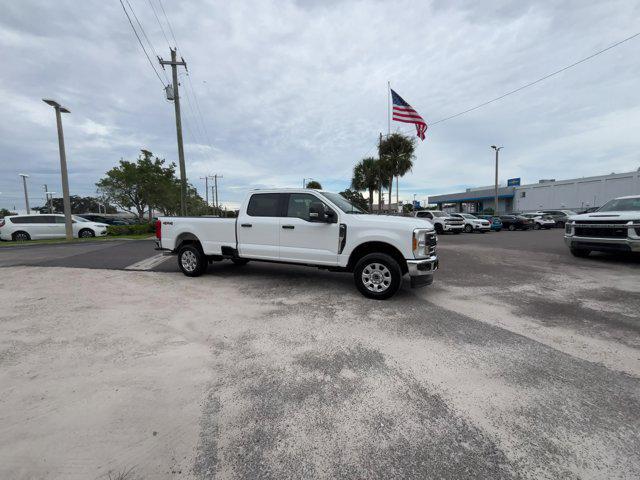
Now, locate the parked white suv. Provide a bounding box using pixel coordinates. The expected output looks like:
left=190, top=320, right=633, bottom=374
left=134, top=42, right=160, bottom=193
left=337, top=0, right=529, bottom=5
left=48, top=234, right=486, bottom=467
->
left=413, top=210, right=463, bottom=234
left=156, top=189, right=439, bottom=299
left=565, top=195, right=640, bottom=257
left=449, top=213, right=491, bottom=233
left=0, top=214, right=109, bottom=241
left=521, top=213, right=556, bottom=230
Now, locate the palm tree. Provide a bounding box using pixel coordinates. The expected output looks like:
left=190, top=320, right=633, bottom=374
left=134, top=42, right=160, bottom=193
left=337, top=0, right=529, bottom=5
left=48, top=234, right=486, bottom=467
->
left=351, top=157, right=379, bottom=212
left=379, top=133, right=416, bottom=211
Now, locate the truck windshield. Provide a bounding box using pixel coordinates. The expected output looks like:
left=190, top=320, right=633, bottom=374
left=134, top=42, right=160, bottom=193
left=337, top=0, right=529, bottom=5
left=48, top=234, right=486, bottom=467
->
left=597, top=197, right=640, bottom=212
left=320, top=192, right=366, bottom=214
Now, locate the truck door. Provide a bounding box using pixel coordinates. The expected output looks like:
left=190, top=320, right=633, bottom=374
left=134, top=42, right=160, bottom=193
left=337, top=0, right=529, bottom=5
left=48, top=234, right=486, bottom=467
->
left=237, top=193, right=283, bottom=260
left=279, top=193, right=339, bottom=265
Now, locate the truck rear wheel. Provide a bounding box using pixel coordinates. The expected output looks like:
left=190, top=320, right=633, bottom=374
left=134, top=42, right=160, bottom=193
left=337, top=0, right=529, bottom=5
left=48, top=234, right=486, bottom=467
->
left=354, top=253, right=402, bottom=300
left=178, top=244, right=206, bottom=277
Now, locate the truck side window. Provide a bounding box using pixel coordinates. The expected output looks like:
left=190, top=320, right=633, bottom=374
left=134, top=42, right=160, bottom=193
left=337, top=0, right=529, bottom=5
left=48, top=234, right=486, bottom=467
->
left=287, top=193, right=325, bottom=221
left=247, top=193, right=281, bottom=217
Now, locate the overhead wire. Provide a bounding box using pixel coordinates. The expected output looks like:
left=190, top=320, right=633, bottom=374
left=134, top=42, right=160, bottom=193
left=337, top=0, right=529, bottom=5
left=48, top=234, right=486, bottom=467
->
left=118, top=0, right=165, bottom=87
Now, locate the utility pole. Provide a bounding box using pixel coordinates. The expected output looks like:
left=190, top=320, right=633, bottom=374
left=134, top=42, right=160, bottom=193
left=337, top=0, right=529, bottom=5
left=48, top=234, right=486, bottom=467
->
left=43, top=99, right=72, bottom=240
left=491, top=145, right=503, bottom=215
left=213, top=174, right=223, bottom=210
left=159, top=48, right=188, bottom=216
left=200, top=175, right=213, bottom=206
left=19, top=174, right=30, bottom=214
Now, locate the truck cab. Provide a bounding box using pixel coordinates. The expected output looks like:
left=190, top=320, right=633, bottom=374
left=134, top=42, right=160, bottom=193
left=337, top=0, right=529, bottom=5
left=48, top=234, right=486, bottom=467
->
left=157, top=189, right=439, bottom=299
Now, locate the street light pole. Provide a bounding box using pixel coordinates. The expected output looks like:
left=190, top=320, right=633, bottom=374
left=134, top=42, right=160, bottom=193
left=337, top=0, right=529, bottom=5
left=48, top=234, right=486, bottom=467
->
left=19, top=174, right=30, bottom=214
left=491, top=145, right=503, bottom=215
left=43, top=99, right=72, bottom=240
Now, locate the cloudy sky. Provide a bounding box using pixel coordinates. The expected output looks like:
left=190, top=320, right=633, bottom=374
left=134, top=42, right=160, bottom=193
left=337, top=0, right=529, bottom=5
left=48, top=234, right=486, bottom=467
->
left=1, top=0, right=639, bottom=211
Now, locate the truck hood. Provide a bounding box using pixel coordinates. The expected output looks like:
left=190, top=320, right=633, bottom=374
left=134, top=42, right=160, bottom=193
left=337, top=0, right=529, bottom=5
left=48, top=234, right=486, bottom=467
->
left=350, top=214, right=435, bottom=231
left=570, top=211, right=640, bottom=221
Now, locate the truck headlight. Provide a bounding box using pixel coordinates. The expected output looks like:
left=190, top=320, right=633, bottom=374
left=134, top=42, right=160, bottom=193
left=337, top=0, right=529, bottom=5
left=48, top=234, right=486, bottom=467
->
left=413, top=228, right=432, bottom=258
left=565, top=222, right=573, bottom=234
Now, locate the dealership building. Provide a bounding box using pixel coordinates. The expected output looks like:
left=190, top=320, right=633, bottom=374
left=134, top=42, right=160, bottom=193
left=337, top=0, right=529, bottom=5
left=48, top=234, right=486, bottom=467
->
left=428, top=169, right=640, bottom=213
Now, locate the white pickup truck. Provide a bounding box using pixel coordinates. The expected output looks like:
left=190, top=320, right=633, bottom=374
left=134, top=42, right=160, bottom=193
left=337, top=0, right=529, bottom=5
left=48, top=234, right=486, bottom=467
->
left=565, top=195, right=640, bottom=257
left=155, top=189, right=438, bottom=299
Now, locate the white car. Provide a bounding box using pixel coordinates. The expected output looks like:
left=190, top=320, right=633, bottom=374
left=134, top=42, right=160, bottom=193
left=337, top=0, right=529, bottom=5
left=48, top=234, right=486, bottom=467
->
left=156, top=188, right=439, bottom=299
left=521, top=213, right=556, bottom=230
left=413, top=210, right=464, bottom=234
left=565, top=195, right=640, bottom=257
left=449, top=213, right=491, bottom=233
left=0, top=214, right=109, bottom=241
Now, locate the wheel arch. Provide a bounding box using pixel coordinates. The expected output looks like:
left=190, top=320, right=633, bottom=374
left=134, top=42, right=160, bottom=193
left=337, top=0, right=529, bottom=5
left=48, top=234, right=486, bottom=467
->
left=347, top=241, right=408, bottom=274
left=175, top=232, right=203, bottom=252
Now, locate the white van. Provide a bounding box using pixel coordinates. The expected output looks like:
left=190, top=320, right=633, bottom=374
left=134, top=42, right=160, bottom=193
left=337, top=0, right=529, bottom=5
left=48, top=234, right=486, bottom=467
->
left=0, top=214, right=108, bottom=241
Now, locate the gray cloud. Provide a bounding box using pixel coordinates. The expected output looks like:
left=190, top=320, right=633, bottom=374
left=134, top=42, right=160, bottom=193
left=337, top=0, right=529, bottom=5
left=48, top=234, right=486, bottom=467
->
left=1, top=0, right=639, bottom=210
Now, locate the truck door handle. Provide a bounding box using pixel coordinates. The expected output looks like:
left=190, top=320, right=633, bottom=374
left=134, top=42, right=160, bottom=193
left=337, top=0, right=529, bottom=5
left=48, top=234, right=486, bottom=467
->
left=282, top=225, right=295, bottom=229
left=241, top=223, right=252, bottom=228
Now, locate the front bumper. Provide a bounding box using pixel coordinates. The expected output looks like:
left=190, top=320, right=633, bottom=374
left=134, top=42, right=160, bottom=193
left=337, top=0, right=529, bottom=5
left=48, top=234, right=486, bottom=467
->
left=443, top=223, right=464, bottom=232
left=564, top=235, right=640, bottom=253
left=406, top=255, right=438, bottom=287
left=474, top=224, right=491, bottom=231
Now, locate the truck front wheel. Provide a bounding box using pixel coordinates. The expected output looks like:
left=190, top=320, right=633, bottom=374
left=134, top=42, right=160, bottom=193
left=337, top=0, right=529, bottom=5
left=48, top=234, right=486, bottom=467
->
left=178, top=244, right=207, bottom=277
left=354, top=253, right=402, bottom=300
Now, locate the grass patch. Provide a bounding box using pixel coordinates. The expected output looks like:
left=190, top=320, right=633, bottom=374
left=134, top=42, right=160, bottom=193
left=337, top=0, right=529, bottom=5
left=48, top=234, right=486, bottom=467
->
left=0, top=233, right=153, bottom=247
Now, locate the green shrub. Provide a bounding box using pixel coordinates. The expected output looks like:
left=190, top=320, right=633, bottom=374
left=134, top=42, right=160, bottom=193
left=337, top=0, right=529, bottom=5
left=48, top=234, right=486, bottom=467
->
left=106, top=223, right=155, bottom=236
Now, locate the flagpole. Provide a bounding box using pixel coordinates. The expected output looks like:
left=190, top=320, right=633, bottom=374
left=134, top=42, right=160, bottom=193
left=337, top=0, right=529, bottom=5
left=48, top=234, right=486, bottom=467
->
left=387, top=81, right=391, bottom=136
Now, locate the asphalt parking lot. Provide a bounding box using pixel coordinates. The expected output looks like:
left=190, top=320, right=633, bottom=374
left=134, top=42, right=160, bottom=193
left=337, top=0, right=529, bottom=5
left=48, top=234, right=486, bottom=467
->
left=1, top=229, right=639, bottom=479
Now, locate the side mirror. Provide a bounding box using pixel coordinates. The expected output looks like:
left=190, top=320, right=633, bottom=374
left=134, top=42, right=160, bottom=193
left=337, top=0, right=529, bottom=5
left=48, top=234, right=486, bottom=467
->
left=309, top=202, right=333, bottom=222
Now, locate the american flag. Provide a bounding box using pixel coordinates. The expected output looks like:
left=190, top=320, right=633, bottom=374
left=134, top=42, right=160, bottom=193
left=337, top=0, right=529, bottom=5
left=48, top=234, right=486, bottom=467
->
left=391, top=89, right=427, bottom=140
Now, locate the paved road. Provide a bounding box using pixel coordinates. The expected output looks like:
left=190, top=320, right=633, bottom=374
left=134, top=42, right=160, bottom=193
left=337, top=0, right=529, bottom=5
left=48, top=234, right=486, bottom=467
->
left=1, top=229, right=639, bottom=479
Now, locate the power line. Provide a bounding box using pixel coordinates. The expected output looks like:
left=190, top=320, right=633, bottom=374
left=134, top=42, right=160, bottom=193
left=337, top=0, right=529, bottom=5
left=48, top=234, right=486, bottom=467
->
left=124, top=0, right=170, bottom=84
left=118, top=0, right=165, bottom=87
left=429, top=30, right=640, bottom=127
left=157, top=0, right=180, bottom=50
left=147, top=0, right=172, bottom=49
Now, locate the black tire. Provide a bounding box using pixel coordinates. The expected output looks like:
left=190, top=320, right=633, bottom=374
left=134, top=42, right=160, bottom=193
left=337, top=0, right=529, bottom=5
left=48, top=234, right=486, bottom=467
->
left=508, top=224, right=515, bottom=231
left=464, top=224, right=473, bottom=233
left=12, top=231, right=31, bottom=242
left=178, top=244, right=207, bottom=277
left=231, top=258, right=250, bottom=266
left=534, top=223, right=541, bottom=230
left=434, top=224, right=443, bottom=234
left=79, top=228, right=95, bottom=238
left=353, top=253, right=402, bottom=300
left=570, top=248, right=591, bottom=258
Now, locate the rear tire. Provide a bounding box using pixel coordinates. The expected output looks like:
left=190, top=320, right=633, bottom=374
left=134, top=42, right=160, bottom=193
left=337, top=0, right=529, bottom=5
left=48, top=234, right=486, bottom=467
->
left=178, top=244, right=206, bottom=277
left=508, top=224, right=515, bottom=231
left=231, top=258, right=250, bottom=266
left=464, top=224, right=473, bottom=233
left=12, top=231, right=31, bottom=242
left=570, top=248, right=591, bottom=258
left=354, top=253, right=402, bottom=300
left=534, top=223, right=541, bottom=230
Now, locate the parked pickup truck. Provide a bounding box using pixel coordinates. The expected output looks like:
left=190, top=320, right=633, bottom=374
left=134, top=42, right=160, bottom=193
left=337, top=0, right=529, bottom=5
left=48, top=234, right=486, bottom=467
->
left=564, top=195, right=640, bottom=257
left=413, top=210, right=463, bottom=234
left=155, top=189, right=439, bottom=299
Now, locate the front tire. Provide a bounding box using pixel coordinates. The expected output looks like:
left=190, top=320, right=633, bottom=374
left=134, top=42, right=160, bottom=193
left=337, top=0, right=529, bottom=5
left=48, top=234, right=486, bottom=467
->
left=354, top=253, right=402, bottom=300
left=79, top=228, right=95, bottom=238
left=508, top=224, right=515, bottom=231
left=12, top=231, right=31, bottom=242
left=534, top=223, right=541, bottom=230
left=570, top=248, right=591, bottom=258
left=178, top=244, right=207, bottom=277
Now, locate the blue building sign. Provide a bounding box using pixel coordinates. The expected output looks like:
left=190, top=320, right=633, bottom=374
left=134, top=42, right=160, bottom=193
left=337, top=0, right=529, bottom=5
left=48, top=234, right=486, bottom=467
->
left=507, top=177, right=521, bottom=186
left=413, top=200, right=421, bottom=209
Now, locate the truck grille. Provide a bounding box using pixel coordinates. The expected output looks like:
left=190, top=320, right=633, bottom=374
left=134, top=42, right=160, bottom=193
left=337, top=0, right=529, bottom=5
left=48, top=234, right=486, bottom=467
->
left=427, top=232, right=437, bottom=255
left=574, top=225, right=628, bottom=238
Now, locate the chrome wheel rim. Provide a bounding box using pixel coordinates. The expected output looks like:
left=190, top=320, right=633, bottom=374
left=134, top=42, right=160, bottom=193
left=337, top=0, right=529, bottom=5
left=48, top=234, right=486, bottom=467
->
left=181, top=250, right=198, bottom=272
left=361, top=263, right=391, bottom=293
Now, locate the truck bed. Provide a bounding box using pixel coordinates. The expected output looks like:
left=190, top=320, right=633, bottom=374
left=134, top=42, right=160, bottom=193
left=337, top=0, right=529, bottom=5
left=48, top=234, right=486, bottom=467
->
left=159, top=217, right=237, bottom=255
